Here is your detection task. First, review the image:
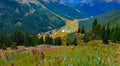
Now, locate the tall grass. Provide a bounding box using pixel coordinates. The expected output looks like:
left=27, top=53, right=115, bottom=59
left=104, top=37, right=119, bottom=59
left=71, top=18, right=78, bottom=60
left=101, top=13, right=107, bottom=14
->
left=0, top=43, right=119, bottom=66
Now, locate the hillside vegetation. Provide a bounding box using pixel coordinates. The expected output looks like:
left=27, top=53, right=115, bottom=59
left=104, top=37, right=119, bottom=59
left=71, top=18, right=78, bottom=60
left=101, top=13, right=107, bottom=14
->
left=0, top=0, right=67, bottom=33
left=0, top=41, right=120, bottom=66
left=40, top=0, right=88, bottom=20
left=79, top=10, right=120, bottom=30
left=0, top=0, right=88, bottom=33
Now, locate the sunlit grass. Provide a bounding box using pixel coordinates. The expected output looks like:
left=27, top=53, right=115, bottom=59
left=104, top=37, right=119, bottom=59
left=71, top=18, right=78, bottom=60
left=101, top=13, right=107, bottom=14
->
left=0, top=42, right=120, bottom=66
left=53, top=19, right=79, bottom=38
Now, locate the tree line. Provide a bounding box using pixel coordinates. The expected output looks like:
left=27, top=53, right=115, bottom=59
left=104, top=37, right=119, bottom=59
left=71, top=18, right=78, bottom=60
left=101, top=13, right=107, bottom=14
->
left=78, top=19, right=120, bottom=44
left=0, top=31, right=62, bottom=50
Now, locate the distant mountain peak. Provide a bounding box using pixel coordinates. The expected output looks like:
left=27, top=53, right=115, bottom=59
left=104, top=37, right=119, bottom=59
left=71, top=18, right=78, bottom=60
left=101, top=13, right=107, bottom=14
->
left=58, top=0, right=120, bottom=16
left=58, top=0, right=120, bottom=4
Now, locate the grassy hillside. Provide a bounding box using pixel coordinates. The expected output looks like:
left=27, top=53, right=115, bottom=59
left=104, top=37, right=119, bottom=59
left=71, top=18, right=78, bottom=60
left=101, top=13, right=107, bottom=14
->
left=51, top=20, right=79, bottom=38
left=79, top=10, right=120, bottom=31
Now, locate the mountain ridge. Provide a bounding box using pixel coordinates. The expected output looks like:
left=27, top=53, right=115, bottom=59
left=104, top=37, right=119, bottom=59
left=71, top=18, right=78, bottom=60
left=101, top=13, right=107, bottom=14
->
left=79, top=10, right=120, bottom=30
left=0, top=0, right=87, bottom=33
left=58, top=0, right=120, bottom=4
left=58, top=0, right=120, bottom=16
left=0, top=0, right=65, bottom=33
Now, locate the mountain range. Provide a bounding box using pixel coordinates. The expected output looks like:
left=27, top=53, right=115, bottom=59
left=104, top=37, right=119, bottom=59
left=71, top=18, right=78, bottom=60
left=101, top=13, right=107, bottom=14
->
left=58, top=0, right=120, bottom=16
left=58, top=0, right=120, bottom=4
left=0, top=0, right=87, bottom=33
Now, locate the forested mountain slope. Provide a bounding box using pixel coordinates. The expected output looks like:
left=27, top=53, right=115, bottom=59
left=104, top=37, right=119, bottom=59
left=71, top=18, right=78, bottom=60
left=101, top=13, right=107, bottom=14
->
left=79, top=10, right=120, bottom=30
left=0, top=0, right=66, bottom=33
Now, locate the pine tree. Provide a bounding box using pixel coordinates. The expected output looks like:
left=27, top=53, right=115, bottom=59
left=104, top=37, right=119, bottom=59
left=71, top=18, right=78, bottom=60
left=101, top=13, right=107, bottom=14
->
left=45, top=34, right=51, bottom=44
left=73, top=37, right=77, bottom=46
left=24, top=32, right=33, bottom=46
left=66, top=37, right=70, bottom=46
left=39, top=36, right=44, bottom=44
left=92, top=19, right=98, bottom=34
left=49, top=37, right=53, bottom=45
left=81, top=26, right=85, bottom=34
left=83, top=33, right=89, bottom=43
left=53, top=37, right=62, bottom=45
left=1, top=43, right=7, bottom=50
left=32, top=33, right=39, bottom=46
left=4, top=34, right=11, bottom=47
left=102, top=25, right=105, bottom=40
left=24, top=32, right=29, bottom=46
left=91, top=19, right=102, bottom=40
left=0, top=33, right=4, bottom=48
left=103, top=23, right=110, bottom=44
left=103, top=32, right=109, bottom=44
left=106, top=23, right=111, bottom=39
left=78, top=28, right=81, bottom=33
left=13, top=31, right=25, bottom=46
left=110, top=25, right=120, bottom=43
left=92, top=19, right=98, bottom=29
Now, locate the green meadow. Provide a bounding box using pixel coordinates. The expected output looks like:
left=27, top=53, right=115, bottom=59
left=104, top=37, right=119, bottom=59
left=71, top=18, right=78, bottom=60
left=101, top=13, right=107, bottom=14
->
left=0, top=41, right=120, bottom=66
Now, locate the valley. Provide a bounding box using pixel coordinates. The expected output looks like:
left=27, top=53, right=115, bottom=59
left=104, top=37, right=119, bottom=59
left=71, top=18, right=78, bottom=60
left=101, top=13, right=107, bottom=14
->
left=0, top=0, right=120, bottom=66
left=46, top=19, right=79, bottom=38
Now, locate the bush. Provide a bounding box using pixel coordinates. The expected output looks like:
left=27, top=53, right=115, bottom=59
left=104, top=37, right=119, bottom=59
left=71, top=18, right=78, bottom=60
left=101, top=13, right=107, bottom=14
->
left=53, top=37, right=62, bottom=45
left=11, top=42, right=17, bottom=50
left=1, top=44, right=7, bottom=50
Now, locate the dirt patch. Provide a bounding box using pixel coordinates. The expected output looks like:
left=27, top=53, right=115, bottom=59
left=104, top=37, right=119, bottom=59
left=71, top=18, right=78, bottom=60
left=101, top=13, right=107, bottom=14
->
left=0, top=45, right=67, bottom=58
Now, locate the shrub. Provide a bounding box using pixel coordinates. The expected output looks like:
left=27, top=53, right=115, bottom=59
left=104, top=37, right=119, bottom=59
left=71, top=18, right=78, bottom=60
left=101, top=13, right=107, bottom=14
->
left=1, top=43, right=7, bottom=50
left=10, top=42, right=17, bottom=50
left=53, top=37, right=62, bottom=45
